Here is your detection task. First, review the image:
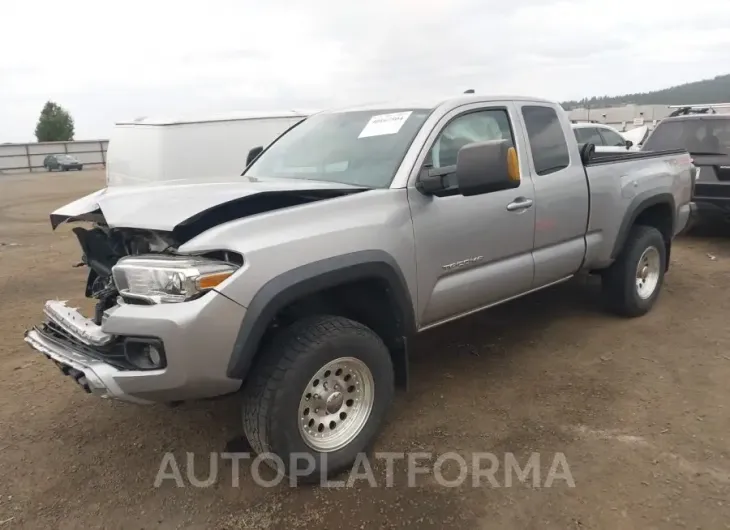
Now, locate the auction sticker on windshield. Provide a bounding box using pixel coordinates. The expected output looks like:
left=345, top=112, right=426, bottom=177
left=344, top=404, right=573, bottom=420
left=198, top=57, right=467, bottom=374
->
left=358, top=111, right=413, bottom=138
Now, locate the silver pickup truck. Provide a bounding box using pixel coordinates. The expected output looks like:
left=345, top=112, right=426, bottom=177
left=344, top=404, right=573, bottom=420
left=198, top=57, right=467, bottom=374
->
left=26, top=95, right=693, bottom=480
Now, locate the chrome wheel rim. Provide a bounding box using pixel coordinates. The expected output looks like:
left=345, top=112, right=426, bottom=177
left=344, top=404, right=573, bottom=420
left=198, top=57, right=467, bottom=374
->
left=635, top=246, right=661, bottom=299
left=298, top=357, right=374, bottom=452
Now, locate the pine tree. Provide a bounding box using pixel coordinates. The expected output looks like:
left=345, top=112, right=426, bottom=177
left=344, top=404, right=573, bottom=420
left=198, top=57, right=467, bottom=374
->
left=34, top=101, right=75, bottom=142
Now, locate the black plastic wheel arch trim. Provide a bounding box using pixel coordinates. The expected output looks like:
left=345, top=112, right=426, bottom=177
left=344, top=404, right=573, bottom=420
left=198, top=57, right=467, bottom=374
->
left=226, top=250, right=416, bottom=380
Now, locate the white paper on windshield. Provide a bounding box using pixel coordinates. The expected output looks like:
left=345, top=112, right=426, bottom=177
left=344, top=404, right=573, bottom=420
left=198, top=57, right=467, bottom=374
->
left=358, top=111, right=412, bottom=139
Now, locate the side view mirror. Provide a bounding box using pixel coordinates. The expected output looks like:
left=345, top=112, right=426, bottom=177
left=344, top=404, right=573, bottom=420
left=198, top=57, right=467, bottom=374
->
left=456, top=140, right=521, bottom=196
left=416, top=140, right=521, bottom=196
left=246, top=145, right=264, bottom=167
left=625, top=140, right=634, bottom=150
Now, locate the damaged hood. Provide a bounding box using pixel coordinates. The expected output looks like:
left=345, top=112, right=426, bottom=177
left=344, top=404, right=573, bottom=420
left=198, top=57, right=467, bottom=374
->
left=50, top=175, right=366, bottom=233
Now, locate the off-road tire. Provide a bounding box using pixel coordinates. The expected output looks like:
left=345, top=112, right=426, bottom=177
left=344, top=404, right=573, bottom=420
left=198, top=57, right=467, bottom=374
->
left=603, top=225, right=666, bottom=317
left=242, top=315, right=394, bottom=483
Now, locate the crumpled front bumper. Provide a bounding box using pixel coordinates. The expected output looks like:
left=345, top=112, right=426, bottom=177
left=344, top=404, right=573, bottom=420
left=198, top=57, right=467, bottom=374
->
left=25, top=293, right=247, bottom=404
left=25, top=322, right=150, bottom=404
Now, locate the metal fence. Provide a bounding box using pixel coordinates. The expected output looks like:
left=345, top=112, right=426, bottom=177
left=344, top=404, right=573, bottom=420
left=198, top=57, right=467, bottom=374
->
left=0, top=140, right=109, bottom=173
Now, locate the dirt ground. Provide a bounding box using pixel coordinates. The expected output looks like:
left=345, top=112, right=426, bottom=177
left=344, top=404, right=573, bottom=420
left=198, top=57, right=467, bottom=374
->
left=1, top=170, right=729, bottom=529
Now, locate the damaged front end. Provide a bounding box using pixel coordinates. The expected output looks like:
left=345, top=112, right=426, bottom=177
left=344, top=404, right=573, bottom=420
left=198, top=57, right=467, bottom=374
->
left=24, top=300, right=156, bottom=403
left=24, top=224, right=183, bottom=402
left=71, top=225, right=178, bottom=322
left=24, top=188, right=236, bottom=402
left=25, top=179, right=366, bottom=402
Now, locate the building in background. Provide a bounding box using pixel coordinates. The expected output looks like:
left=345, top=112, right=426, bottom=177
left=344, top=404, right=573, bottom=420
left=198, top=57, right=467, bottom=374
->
left=566, top=104, right=730, bottom=132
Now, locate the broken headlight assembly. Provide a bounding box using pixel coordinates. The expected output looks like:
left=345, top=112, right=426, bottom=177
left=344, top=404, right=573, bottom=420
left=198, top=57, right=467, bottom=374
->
left=111, top=255, right=239, bottom=304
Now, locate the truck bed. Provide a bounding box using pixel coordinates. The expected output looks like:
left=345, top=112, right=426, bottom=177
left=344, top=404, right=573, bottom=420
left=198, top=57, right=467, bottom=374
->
left=580, top=147, right=693, bottom=269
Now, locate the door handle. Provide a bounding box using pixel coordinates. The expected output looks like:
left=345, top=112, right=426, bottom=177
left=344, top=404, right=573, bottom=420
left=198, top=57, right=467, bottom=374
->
left=506, top=198, right=533, bottom=212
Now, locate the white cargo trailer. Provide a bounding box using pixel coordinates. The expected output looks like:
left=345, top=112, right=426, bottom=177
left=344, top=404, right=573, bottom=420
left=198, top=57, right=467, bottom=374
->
left=106, top=110, right=311, bottom=186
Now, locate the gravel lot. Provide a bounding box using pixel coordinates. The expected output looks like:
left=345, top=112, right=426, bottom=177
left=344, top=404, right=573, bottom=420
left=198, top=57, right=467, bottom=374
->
left=1, top=170, right=729, bottom=529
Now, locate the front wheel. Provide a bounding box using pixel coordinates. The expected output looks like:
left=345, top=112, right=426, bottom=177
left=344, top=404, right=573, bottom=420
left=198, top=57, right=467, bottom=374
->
left=602, top=225, right=666, bottom=317
left=242, top=315, right=394, bottom=482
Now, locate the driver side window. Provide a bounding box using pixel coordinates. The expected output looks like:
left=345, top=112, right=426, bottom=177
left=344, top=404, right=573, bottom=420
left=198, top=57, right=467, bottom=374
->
left=427, top=109, right=515, bottom=169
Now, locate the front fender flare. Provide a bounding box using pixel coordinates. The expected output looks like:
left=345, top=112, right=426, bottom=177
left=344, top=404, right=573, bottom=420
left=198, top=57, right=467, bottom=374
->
left=226, top=250, right=416, bottom=380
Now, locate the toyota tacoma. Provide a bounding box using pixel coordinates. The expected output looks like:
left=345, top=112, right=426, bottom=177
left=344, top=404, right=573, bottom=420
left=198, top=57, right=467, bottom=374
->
left=25, top=94, right=694, bottom=480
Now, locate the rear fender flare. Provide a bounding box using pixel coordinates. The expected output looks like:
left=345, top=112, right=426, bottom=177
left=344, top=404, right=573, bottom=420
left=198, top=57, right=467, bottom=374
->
left=611, top=192, right=675, bottom=260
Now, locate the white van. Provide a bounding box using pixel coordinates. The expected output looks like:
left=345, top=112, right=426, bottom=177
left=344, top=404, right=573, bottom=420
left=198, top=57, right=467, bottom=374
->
left=105, top=111, right=311, bottom=186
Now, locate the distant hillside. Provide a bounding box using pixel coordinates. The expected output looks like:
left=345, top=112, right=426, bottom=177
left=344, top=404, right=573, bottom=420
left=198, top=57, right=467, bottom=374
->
left=562, top=74, right=730, bottom=110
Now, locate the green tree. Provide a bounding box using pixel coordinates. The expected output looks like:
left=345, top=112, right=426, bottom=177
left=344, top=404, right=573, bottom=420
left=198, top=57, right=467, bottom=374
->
left=34, top=101, right=75, bottom=142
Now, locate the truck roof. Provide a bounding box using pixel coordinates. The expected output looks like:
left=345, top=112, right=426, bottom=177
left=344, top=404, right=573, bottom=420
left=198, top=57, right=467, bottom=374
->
left=115, top=110, right=315, bottom=127
left=326, top=94, right=557, bottom=114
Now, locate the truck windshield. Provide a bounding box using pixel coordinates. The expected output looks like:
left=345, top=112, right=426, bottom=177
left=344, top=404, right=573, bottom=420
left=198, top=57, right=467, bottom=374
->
left=244, top=108, right=432, bottom=187
left=643, top=118, right=730, bottom=155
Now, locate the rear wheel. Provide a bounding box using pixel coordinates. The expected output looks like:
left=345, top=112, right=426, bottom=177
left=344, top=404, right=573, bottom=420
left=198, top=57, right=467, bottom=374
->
left=602, top=225, right=666, bottom=317
left=242, top=315, right=394, bottom=482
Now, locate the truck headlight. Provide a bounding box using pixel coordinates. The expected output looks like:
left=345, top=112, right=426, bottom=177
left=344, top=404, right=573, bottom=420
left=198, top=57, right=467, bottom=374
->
left=111, top=255, right=239, bottom=304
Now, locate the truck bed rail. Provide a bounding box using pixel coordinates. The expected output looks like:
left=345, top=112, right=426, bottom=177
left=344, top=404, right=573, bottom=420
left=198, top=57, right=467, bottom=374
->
left=579, top=144, right=687, bottom=166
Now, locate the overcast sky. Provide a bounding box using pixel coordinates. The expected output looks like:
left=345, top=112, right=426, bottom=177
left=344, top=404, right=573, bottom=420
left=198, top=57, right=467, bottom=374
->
left=3, top=0, right=730, bottom=142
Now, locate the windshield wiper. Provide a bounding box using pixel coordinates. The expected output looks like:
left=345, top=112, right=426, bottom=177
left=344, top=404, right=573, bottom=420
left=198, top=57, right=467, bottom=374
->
left=689, top=151, right=728, bottom=156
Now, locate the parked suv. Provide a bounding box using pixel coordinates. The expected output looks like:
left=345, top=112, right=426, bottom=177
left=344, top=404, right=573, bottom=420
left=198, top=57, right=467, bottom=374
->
left=26, top=95, right=693, bottom=481
left=641, top=106, right=730, bottom=220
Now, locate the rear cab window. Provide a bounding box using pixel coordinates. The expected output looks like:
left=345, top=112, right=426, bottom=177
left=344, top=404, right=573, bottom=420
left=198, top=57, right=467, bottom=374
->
left=521, top=106, right=570, bottom=175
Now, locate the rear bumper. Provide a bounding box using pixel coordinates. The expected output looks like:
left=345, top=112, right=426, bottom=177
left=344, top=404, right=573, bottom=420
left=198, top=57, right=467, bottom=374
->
left=693, top=198, right=730, bottom=213
left=681, top=201, right=700, bottom=232
left=675, top=202, right=693, bottom=235
left=693, top=182, right=730, bottom=212
left=25, top=293, right=246, bottom=404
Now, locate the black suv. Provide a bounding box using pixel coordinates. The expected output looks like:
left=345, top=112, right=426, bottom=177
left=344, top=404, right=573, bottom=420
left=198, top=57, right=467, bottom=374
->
left=642, top=107, right=730, bottom=220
